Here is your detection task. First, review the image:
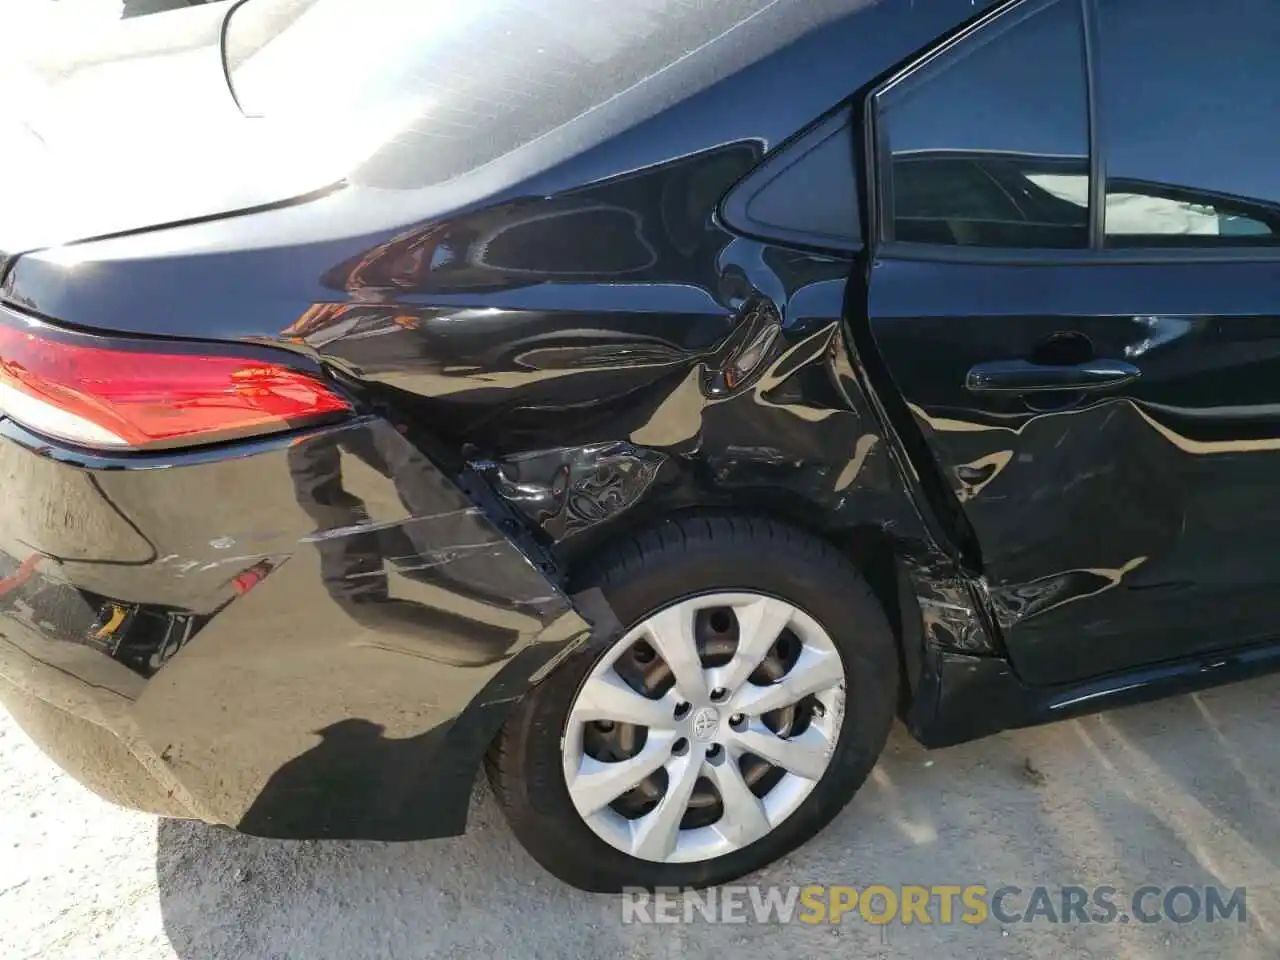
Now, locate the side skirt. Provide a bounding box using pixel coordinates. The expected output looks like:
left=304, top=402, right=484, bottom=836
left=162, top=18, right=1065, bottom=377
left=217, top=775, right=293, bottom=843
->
left=907, top=638, right=1280, bottom=748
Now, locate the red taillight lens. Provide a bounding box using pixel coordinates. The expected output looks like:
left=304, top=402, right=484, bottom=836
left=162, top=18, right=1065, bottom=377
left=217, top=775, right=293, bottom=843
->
left=0, top=311, right=351, bottom=450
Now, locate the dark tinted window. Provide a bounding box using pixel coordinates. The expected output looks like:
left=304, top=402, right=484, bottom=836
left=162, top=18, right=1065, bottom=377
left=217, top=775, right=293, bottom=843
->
left=1097, top=0, right=1280, bottom=248
left=720, top=112, right=860, bottom=251
left=877, top=0, right=1089, bottom=249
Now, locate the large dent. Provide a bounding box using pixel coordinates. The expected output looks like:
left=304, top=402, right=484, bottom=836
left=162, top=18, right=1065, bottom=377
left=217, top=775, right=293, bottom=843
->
left=285, top=137, right=1001, bottom=671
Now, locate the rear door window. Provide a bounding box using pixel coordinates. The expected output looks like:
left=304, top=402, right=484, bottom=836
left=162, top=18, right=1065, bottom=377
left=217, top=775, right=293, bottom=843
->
left=1096, top=0, right=1280, bottom=248
left=875, top=0, right=1091, bottom=250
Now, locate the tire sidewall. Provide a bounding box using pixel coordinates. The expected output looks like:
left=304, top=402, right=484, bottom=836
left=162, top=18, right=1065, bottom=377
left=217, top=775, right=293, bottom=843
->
left=506, top=526, right=897, bottom=891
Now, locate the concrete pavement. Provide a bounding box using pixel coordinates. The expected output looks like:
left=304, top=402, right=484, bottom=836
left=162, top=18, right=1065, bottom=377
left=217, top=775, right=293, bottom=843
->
left=2, top=673, right=1276, bottom=959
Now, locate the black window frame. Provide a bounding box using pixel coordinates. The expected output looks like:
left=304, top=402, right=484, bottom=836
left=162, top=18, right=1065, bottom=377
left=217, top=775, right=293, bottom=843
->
left=866, top=0, right=1280, bottom=266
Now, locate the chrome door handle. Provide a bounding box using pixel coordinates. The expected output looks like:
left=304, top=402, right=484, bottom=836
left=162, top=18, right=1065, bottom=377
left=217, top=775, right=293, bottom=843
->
left=965, top=358, right=1141, bottom=394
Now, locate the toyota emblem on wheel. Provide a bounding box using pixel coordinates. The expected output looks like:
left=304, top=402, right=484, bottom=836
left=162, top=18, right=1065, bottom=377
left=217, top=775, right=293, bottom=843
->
left=691, top=707, right=720, bottom=742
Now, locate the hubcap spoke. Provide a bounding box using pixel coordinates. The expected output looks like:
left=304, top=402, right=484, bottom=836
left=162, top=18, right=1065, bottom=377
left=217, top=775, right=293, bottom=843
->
left=707, top=757, right=771, bottom=847
left=563, top=590, right=847, bottom=864
left=568, top=735, right=674, bottom=815
left=730, top=724, right=831, bottom=781
left=571, top=671, right=678, bottom=729
left=711, top=596, right=794, bottom=695
left=644, top=604, right=709, bottom=703
left=730, top=646, right=844, bottom=717
left=631, top=745, right=707, bottom=860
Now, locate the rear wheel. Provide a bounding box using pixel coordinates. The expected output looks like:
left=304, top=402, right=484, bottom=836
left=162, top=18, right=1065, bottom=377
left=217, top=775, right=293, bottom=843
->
left=486, top=516, right=898, bottom=891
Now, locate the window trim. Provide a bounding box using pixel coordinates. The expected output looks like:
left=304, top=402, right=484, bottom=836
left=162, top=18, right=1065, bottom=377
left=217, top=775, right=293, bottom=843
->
left=864, top=242, right=1280, bottom=267
left=1081, top=0, right=1104, bottom=248
left=866, top=0, right=1280, bottom=265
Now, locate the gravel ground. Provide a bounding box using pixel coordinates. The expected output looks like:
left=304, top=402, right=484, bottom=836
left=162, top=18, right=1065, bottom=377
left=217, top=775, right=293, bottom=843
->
left=2, top=674, right=1277, bottom=959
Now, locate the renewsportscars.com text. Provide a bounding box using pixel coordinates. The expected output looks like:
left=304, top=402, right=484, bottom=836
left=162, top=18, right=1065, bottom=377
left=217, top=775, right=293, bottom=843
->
left=621, top=884, right=1247, bottom=926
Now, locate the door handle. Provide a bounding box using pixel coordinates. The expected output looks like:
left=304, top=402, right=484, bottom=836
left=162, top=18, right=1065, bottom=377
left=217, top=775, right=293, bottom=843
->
left=965, top=358, right=1141, bottom=394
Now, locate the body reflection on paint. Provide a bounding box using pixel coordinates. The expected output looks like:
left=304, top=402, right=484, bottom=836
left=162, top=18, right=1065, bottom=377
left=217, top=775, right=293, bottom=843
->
left=5, top=0, right=1280, bottom=854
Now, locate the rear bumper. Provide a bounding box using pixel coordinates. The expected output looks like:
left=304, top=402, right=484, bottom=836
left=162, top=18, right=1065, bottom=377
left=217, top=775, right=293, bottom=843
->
left=0, top=415, right=594, bottom=839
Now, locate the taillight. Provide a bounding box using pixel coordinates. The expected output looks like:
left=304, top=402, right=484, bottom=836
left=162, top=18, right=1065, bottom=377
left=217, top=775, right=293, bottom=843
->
left=0, top=309, right=351, bottom=450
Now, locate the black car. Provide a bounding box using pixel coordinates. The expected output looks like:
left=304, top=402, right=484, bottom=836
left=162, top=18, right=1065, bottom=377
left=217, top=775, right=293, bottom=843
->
left=2, top=0, right=1278, bottom=892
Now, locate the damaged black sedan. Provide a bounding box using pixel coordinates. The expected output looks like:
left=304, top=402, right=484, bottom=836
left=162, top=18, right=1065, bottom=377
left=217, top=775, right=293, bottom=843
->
left=2, top=0, right=1279, bottom=891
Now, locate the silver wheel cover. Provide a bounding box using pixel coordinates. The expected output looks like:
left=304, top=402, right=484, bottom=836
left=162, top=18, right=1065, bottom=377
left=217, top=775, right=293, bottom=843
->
left=561, top=592, right=846, bottom=864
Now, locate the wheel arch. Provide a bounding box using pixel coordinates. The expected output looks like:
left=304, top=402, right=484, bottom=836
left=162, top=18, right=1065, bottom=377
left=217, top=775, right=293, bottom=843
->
left=559, top=506, right=926, bottom=712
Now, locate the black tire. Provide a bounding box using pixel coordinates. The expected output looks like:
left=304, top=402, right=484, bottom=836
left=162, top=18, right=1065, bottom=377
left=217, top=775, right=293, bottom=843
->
left=486, top=515, right=899, bottom=892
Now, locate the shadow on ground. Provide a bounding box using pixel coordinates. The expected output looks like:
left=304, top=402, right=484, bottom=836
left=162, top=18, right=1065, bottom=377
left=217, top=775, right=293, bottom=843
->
left=155, top=676, right=1280, bottom=960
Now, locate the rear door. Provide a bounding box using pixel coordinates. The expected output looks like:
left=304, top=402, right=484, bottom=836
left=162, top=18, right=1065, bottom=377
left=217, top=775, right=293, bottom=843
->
left=863, top=0, right=1280, bottom=685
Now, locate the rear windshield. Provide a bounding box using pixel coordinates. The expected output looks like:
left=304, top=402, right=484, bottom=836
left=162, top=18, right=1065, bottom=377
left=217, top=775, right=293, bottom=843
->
left=224, top=0, right=779, bottom=188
